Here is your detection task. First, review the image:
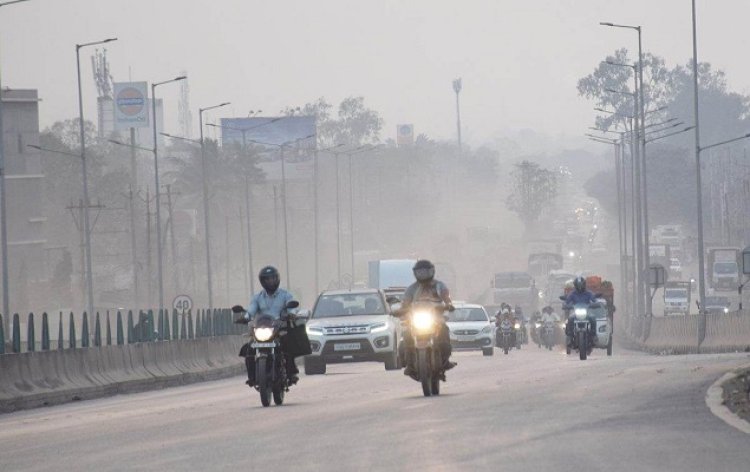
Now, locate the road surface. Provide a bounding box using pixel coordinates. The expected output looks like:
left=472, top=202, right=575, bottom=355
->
left=1, top=346, right=748, bottom=471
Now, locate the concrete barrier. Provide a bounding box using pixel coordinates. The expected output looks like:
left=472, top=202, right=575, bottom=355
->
left=0, top=335, right=244, bottom=413
left=701, top=313, right=750, bottom=353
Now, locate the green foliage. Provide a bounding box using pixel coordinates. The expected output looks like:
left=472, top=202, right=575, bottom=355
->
left=505, top=160, right=557, bottom=230
left=286, top=96, right=383, bottom=148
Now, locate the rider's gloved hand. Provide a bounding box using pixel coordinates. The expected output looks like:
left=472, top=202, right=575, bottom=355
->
left=447, top=304, right=456, bottom=312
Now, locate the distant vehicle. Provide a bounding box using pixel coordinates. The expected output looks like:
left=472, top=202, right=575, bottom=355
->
left=480, top=271, right=538, bottom=317
left=304, top=289, right=402, bottom=374
left=527, top=252, right=563, bottom=280
left=707, top=248, right=740, bottom=291
left=545, top=270, right=575, bottom=306
left=367, top=259, right=416, bottom=297
left=446, top=303, right=494, bottom=356
left=664, top=281, right=690, bottom=315
left=703, top=296, right=731, bottom=315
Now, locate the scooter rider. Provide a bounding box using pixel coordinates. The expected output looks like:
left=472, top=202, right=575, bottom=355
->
left=400, top=259, right=456, bottom=378
left=496, top=304, right=518, bottom=347
left=563, top=276, right=597, bottom=338
left=237, top=266, right=300, bottom=386
left=541, top=305, right=561, bottom=323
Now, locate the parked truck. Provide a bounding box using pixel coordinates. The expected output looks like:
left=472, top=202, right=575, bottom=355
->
left=368, top=259, right=416, bottom=296
left=663, top=281, right=691, bottom=315
left=707, top=247, right=740, bottom=291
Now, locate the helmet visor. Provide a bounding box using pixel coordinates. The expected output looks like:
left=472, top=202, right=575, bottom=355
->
left=414, top=267, right=434, bottom=282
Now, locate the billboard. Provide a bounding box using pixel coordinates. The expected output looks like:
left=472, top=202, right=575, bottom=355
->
left=113, top=82, right=149, bottom=129
left=220, top=116, right=316, bottom=181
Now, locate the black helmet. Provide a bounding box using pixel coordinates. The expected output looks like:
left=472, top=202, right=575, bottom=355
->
left=259, top=266, right=280, bottom=294
left=412, top=259, right=435, bottom=283
left=542, top=305, right=553, bottom=314
left=573, top=276, right=586, bottom=293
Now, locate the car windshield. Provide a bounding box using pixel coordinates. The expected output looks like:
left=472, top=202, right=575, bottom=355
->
left=665, top=289, right=687, bottom=299
left=446, top=308, right=488, bottom=322
left=313, top=293, right=385, bottom=318
left=715, top=262, right=738, bottom=274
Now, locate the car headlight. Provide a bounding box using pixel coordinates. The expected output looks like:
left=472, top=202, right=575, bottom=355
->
left=481, top=325, right=493, bottom=334
left=723, top=307, right=729, bottom=314
left=574, top=308, right=587, bottom=316
left=370, top=322, right=388, bottom=333
left=306, top=325, right=323, bottom=335
left=535, top=322, right=541, bottom=329
left=254, top=326, right=274, bottom=342
left=514, top=323, right=521, bottom=330
left=412, top=310, right=435, bottom=333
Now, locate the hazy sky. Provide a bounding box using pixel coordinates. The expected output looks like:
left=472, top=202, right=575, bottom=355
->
left=2, top=0, right=749, bottom=148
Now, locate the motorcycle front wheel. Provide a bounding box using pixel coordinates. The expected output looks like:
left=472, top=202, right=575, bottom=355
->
left=417, top=349, right=432, bottom=397
left=578, top=332, right=587, bottom=361
left=256, top=357, right=272, bottom=407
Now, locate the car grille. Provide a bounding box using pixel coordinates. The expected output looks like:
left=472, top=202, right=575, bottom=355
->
left=453, top=329, right=480, bottom=336
left=323, top=325, right=370, bottom=336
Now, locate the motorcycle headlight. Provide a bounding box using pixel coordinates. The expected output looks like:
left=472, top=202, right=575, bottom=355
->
left=723, top=307, right=729, bottom=314
left=412, top=310, right=435, bottom=333
left=306, top=325, right=323, bottom=335
left=560, top=323, right=567, bottom=329
left=481, top=325, right=493, bottom=334
left=514, top=323, right=521, bottom=330
left=254, top=326, right=274, bottom=342
left=370, top=322, right=388, bottom=333
left=535, top=322, right=542, bottom=329
left=574, top=308, right=587, bottom=316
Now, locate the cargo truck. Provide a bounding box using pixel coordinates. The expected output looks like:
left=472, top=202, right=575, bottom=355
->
left=707, top=247, right=740, bottom=291
left=663, top=281, right=690, bottom=315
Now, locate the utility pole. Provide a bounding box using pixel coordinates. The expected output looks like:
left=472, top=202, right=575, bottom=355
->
left=244, top=175, right=255, bottom=294
left=238, top=205, right=249, bottom=295
left=225, top=215, right=231, bottom=304
left=127, top=186, right=139, bottom=311
left=164, top=184, right=180, bottom=296
left=66, top=199, right=104, bottom=309
left=140, top=188, right=154, bottom=308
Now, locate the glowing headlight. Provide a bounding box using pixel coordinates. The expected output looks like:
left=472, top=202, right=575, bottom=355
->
left=514, top=323, right=521, bottom=330
left=560, top=323, right=567, bottom=329
left=568, top=251, right=576, bottom=258
left=538, top=291, right=545, bottom=299
left=306, top=325, right=323, bottom=335
left=254, top=327, right=274, bottom=342
left=723, top=307, right=729, bottom=314
left=535, top=322, right=542, bottom=329
left=574, top=308, right=587, bottom=316
left=412, top=311, right=435, bottom=332
left=370, top=322, right=388, bottom=333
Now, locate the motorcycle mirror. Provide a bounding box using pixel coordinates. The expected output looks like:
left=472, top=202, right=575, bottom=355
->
left=231, top=305, right=245, bottom=314
left=285, top=300, right=300, bottom=309
left=386, top=296, right=400, bottom=305
left=296, top=309, right=311, bottom=319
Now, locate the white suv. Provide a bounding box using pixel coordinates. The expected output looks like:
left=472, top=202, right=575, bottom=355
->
left=304, top=289, right=402, bottom=375
left=446, top=303, right=495, bottom=356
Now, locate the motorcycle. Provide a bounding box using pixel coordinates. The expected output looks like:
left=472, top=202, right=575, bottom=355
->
left=563, top=301, right=597, bottom=361
left=404, top=301, right=451, bottom=397
left=541, top=320, right=556, bottom=350
left=232, top=301, right=300, bottom=407
left=496, top=318, right=516, bottom=355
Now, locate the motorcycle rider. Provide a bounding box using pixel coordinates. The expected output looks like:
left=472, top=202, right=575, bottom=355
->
left=514, top=305, right=528, bottom=345
left=563, top=276, right=597, bottom=341
left=237, top=266, right=300, bottom=386
left=400, top=259, right=456, bottom=379
left=541, top=305, right=561, bottom=323
left=495, top=304, right=518, bottom=348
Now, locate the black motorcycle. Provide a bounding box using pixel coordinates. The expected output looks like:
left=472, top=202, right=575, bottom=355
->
left=233, top=301, right=302, bottom=407
left=402, top=302, right=451, bottom=397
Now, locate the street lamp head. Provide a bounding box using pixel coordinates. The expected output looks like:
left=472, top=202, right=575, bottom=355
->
left=599, top=22, right=615, bottom=26
left=452, top=78, right=462, bottom=94
left=174, top=75, right=187, bottom=81
left=103, top=38, right=118, bottom=43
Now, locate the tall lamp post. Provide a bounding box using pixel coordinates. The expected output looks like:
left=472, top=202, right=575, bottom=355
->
left=151, top=75, right=186, bottom=309
left=452, top=78, right=462, bottom=156
left=198, top=102, right=230, bottom=308
left=76, top=37, right=117, bottom=318
left=0, top=0, right=32, bottom=337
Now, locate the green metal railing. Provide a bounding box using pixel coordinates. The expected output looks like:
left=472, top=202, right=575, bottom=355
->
left=0, top=308, right=242, bottom=355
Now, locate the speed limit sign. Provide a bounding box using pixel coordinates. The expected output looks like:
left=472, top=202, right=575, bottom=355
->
left=173, top=294, right=193, bottom=313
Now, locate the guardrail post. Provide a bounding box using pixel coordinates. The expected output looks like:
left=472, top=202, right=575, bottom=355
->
left=698, top=312, right=707, bottom=346
left=58, top=312, right=64, bottom=350
left=41, top=312, right=50, bottom=351
left=12, top=313, right=21, bottom=353
left=196, top=310, right=202, bottom=338
left=68, top=312, right=76, bottom=349
left=117, top=311, right=125, bottom=345
left=127, top=310, right=134, bottom=344
left=180, top=313, right=187, bottom=340
left=81, top=312, right=90, bottom=348
left=27, top=313, right=35, bottom=352
left=163, top=309, right=171, bottom=341
left=172, top=309, right=178, bottom=340
left=187, top=311, right=194, bottom=339
left=0, top=313, right=4, bottom=354
left=94, top=312, right=101, bottom=347
left=106, top=311, right=112, bottom=346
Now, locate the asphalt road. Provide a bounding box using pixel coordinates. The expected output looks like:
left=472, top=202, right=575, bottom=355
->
left=1, top=345, right=749, bottom=471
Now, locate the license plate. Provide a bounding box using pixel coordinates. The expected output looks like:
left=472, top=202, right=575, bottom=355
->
left=457, top=335, right=475, bottom=342
left=251, top=343, right=276, bottom=348
left=334, top=342, right=361, bottom=352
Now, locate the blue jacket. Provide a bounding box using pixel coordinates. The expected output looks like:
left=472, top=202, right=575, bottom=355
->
left=564, top=290, right=596, bottom=307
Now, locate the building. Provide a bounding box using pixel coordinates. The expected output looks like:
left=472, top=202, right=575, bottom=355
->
left=0, top=88, right=45, bottom=313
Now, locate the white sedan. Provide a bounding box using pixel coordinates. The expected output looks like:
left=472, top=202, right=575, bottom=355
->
left=446, top=303, right=495, bottom=356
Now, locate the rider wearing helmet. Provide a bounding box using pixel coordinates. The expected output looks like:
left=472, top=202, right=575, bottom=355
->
left=238, top=266, right=299, bottom=385
left=400, top=259, right=456, bottom=378
left=541, top=305, right=561, bottom=323
left=563, top=276, right=597, bottom=338
left=495, top=303, right=519, bottom=347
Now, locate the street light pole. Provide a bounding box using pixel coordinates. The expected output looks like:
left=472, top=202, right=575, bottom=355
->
left=452, top=78, right=462, bottom=156
left=198, top=101, right=230, bottom=307
left=76, top=37, right=117, bottom=317
left=151, top=75, right=185, bottom=310
left=0, top=0, right=32, bottom=336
